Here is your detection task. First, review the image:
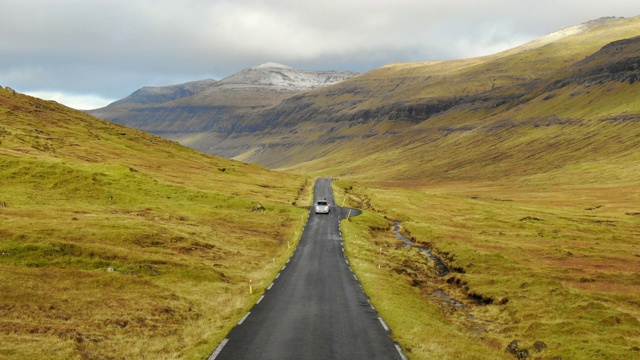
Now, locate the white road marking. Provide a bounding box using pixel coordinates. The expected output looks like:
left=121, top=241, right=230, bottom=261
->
left=395, top=344, right=407, bottom=360
left=257, top=295, right=265, bottom=304
left=207, top=338, right=229, bottom=360
left=282, top=265, right=286, bottom=270
left=378, top=317, right=390, bottom=331
left=276, top=273, right=280, bottom=279
left=238, top=312, right=250, bottom=325
left=353, top=274, right=357, bottom=280
left=268, top=283, right=274, bottom=290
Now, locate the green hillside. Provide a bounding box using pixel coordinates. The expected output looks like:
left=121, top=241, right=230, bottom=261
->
left=283, top=17, right=640, bottom=184
left=0, top=87, right=310, bottom=359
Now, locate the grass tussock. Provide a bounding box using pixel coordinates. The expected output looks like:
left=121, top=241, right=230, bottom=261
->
left=0, top=88, right=312, bottom=359
left=334, top=179, right=640, bottom=360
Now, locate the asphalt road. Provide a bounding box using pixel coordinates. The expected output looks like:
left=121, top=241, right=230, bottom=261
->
left=210, top=178, right=404, bottom=360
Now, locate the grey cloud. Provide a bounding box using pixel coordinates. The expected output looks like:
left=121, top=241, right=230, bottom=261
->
left=1, top=0, right=638, bottom=107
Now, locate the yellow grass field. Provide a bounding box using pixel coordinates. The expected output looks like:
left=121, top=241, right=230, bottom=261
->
left=333, top=177, right=640, bottom=359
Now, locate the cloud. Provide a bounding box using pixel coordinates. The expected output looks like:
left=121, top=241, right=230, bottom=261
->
left=1, top=0, right=639, bottom=109
left=23, top=91, right=115, bottom=110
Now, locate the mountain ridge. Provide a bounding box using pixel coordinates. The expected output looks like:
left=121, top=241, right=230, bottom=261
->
left=87, top=63, right=359, bottom=134
left=88, top=16, right=640, bottom=184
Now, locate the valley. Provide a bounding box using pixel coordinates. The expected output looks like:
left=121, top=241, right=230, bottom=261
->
left=1, top=15, right=639, bottom=360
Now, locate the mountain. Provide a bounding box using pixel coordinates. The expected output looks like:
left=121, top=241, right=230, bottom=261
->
left=193, top=17, right=640, bottom=181
left=109, top=79, right=219, bottom=105
left=87, top=63, right=358, bottom=135
left=0, top=86, right=309, bottom=359
left=88, top=17, right=640, bottom=183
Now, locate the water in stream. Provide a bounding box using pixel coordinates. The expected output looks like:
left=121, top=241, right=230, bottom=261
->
left=393, top=222, right=450, bottom=276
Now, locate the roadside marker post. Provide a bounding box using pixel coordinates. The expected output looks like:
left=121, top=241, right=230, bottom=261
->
left=377, top=247, right=382, bottom=300
left=249, top=279, right=253, bottom=294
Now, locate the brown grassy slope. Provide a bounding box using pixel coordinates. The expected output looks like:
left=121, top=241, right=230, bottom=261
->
left=0, top=87, right=310, bottom=359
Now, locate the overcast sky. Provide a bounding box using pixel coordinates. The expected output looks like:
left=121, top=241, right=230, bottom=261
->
left=1, top=0, right=639, bottom=109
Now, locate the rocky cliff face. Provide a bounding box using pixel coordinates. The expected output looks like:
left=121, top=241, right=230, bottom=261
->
left=555, top=36, right=640, bottom=88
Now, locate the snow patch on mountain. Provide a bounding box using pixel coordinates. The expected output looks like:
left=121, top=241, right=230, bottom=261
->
left=253, top=62, right=293, bottom=70
left=218, top=62, right=358, bottom=91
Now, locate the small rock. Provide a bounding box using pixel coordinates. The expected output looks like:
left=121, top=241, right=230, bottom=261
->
left=506, top=340, right=519, bottom=355
left=515, top=349, right=529, bottom=360
left=533, top=341, right=548, bottom=352
left=107, top=267, right=116, bottom=272
left=252, top=203, right=266, bottom=212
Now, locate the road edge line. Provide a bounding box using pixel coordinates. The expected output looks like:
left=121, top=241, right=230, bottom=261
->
left=378, top=317, right=390, bottom=331
left=207, top=338, right=229, bottom=360
left=395, top=344, right=407, bottom=360
left=237, top=312, right=250, bottom=325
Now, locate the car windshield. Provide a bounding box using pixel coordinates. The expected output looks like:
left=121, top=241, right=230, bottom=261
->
left=317, top=201, right=328, bottom=206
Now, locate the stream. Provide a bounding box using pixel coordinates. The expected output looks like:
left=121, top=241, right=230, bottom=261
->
left=393, top=222, right=450, bottom=277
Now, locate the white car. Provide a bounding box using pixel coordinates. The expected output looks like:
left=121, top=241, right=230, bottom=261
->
left=315, top=200, right=330, bottom=214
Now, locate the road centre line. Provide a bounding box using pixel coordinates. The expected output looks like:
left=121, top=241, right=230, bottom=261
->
left=207, top=338, right=229, bottom=360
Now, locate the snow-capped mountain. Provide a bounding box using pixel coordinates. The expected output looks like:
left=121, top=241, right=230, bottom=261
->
left=216, top=62, right=358, bottom=91
left=87, top=62, right=359, bottom=135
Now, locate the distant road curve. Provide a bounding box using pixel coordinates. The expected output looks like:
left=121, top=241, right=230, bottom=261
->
left=210, top=178, right=404, bottom=360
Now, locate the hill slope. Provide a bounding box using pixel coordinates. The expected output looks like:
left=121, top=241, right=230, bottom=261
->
left=261, top=17, right=640, bottom=178
left=0, top=87, right=309, bottom=359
